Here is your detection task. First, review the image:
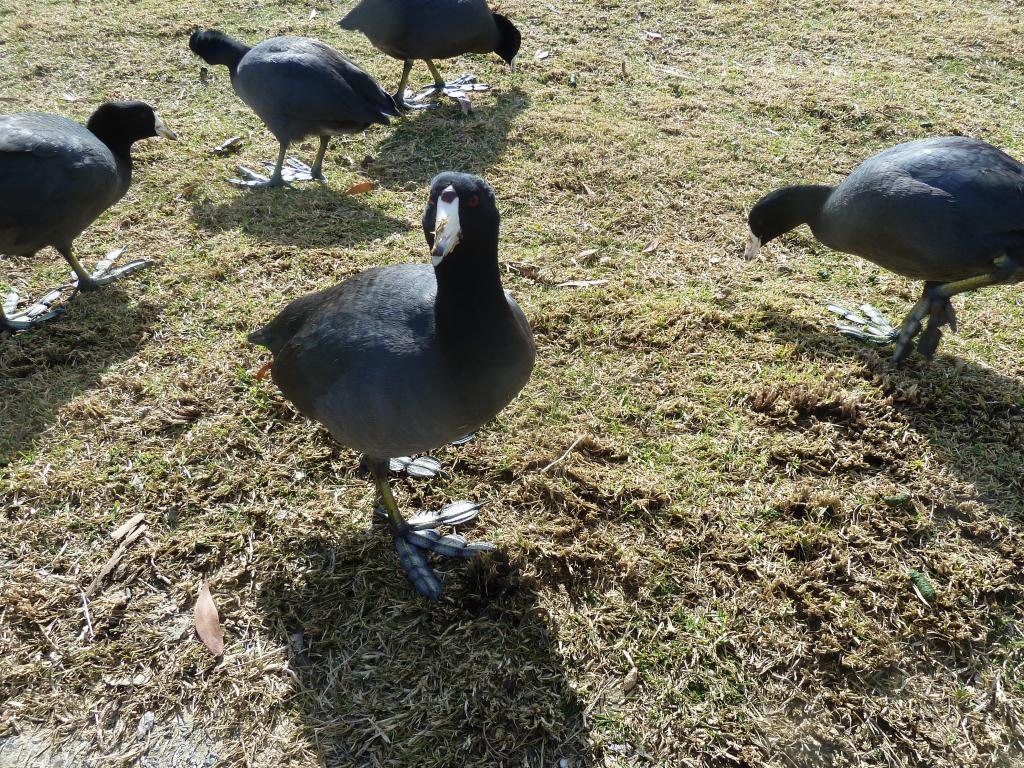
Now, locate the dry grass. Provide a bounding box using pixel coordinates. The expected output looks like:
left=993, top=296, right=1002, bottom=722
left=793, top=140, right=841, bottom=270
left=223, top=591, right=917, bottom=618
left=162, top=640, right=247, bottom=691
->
left=2, top=0, right=1024, bottom=766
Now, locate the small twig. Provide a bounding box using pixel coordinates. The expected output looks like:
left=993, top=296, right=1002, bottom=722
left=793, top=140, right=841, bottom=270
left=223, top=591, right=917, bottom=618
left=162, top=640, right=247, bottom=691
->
left=80, top=591, right=94, bottom=640
left=110, top=513, right=145, bottom=542
left=87, top=524, right=148, bottom=597
left=539, top=435, right=585, bottom=474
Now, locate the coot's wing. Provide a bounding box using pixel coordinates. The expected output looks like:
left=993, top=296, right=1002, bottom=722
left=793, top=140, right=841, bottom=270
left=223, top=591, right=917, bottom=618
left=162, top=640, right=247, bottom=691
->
left=238, top=40, right=396, bottom=130
left=268, top=265, right=437, bottom=423
left=0, top=114, right=116, bottom=252
left=896, top=137, right=1024, bottom=237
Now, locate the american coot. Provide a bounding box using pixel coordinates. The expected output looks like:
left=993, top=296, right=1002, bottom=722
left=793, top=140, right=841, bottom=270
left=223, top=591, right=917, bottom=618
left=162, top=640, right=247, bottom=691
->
left=188, top=30, right=399, bottom=188
left=249, top=172, right=535, bottom=599
left=746, top=136, right=1024, bottom=363
left=338, top=0, right=520, bottom=111
left=0, top=101, right=176, bottom=333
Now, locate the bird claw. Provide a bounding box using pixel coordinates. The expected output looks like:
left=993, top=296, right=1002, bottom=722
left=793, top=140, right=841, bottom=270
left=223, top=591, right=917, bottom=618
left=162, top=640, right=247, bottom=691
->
left=394, top=527, right=495, bottom=598
left=388, top=455, right=445, bottom=479
left=828, top=302, right=899, bottom=345
left=406, top=529, right=497, bottom=559
left=1, top=287, right=66, bottom=332
left=405, top=75, right=489, bottom=113
left=394, top=536, right=442, bottom=600
left=407, top=500, right=485, bottom=530
left=75, top=248, right=152, bottom=290
left=374, top=499, right=483, bottom=529
left=382, top=499, right=494, bottom=599
left=893, top=290, right=957, bottom=363
left=230, top=158, right=324, bottom=186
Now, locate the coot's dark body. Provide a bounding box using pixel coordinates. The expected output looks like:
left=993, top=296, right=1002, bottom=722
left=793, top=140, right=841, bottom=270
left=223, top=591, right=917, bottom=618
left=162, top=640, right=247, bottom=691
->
left=813, top=137, right=1024, bottom=282
left=747, top=136, right=1024, bottom=362
left=0, top=114, right=127, bottom=257
left=250, top=172, right=534, bottom=598
left=0, top=101, right=172, bottom=332
left=188, top=31, right=398, bottom=185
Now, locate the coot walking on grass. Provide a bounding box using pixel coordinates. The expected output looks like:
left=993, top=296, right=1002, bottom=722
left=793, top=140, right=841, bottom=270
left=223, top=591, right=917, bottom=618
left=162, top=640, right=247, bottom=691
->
left=249, top=172, right=535, bottom=598
left=189, top=30, right=399, bottom=188
left=0, top=101, right=175, bottom=333
left=746, top=136, right=1024, bottom=363
left=338, top=0, right=520, bottom=110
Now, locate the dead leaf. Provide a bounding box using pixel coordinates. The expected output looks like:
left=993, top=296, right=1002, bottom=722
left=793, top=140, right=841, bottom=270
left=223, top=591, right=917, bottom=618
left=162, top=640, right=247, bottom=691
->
left=194, top=581, right=224, bottom=656
left=623, top=667, right=639, bottom=692
left=110, top=513, right=145, bottom=541
left=557, top=279, right=609, bottom=288
left=579, top=249, right=599, bottom=258
left=255, top=361, right=273, bottom=381
left=643, top=239, right=659, bottom=253
left=342, top=180, right=376, bottom=196
left=209, top=136, right=243, bottom=156
left=61, top=92, right=81, bottom=102
left=308, top=8, right=318, bottom=20
left=535, top=50, right=550, bottom=61
left=645, top=31, right=663, bottom=41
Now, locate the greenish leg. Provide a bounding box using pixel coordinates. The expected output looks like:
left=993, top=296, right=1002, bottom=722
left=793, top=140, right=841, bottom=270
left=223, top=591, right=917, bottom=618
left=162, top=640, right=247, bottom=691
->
left=893, top=255, right=1020, bottom=363
left=425, top=59, right=446, bottom=88
left=309, top=136, right=329, bottom=180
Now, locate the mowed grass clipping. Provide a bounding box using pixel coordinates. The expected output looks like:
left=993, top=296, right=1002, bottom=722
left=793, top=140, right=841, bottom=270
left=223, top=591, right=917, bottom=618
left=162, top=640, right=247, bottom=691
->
left=2, top=0, right=1023, bottom=766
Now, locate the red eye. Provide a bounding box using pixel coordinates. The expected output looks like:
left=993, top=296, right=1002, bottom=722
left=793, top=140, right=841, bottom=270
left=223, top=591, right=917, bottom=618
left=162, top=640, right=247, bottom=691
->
left=467, top=195, right=480, bottom=208
left=428, top=193, right=436, bottom=205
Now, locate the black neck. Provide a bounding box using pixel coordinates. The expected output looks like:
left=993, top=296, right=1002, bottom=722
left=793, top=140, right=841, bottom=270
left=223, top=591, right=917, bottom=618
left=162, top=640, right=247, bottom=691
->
left=85, top=122, right=135, bottom=170
left=435, top=241, right=510, bottom=348
left=781, top=184, right=833, bottom=231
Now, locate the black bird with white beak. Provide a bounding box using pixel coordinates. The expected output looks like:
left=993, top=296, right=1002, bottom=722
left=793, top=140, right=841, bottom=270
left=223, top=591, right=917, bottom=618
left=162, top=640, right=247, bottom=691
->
left=249, top=172, right=535, bottom=599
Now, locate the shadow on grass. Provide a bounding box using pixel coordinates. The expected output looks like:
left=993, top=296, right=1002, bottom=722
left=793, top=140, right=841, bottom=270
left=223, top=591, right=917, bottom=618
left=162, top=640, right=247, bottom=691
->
left=367, top=88, right=530, bottom=186
left=190, top=183, right=411, bottom=249
left=0, top=285, right=156, bottom=464
left=255, top=528, right=594, bottom=767
left=760, top=307, right=1024, bottom=512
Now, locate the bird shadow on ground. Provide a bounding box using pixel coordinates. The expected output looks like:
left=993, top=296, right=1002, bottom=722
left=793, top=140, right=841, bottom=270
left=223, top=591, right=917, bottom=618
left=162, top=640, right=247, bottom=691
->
left=189, top=182, right=411, bottom=249
left=760, top=307, right=1024, bottom=517
left=367, top=88, right=530, bottom=186
left=254, top=524, right=595, bottom=767
left=0, top=285, right=156, bottom=465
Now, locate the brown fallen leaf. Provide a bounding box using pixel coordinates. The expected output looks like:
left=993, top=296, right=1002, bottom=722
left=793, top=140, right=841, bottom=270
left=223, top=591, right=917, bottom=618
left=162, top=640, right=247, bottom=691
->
left=194, top=581, right=224, bottom=656
left=578, top=248, right=599, bottom=258
left=255, top=361, right=273, bottom=381
left=642, top=239, right=659, bottom=253
left=342, top=180, right=376, bottom=196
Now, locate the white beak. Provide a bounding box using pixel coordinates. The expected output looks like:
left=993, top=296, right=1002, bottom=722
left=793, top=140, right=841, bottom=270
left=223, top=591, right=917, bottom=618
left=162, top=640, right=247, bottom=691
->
left=431, top=186, right=462, bottom=266
left=154, top=113, right=178, bottom=140
left=743, top=230, right=761, bottom=260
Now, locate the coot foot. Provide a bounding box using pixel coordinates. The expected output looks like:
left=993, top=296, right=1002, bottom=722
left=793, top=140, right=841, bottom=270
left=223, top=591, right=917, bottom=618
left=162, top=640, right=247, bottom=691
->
left=828, top=302, right=899, bottom=345
left=394, top=528, right=496, bottom=601
left=73, top=247, right=152, bottom=291
left=0, top=286, right=66, bottom=332
left=892, top=286, right=958, bottom=364
left=230, top=157, right=324, bottom=187
left=388, top=455, right=446, bottom=479
left=367, top=458, right=493, bottom=600
left=404, top=75, right=490, bottom=113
